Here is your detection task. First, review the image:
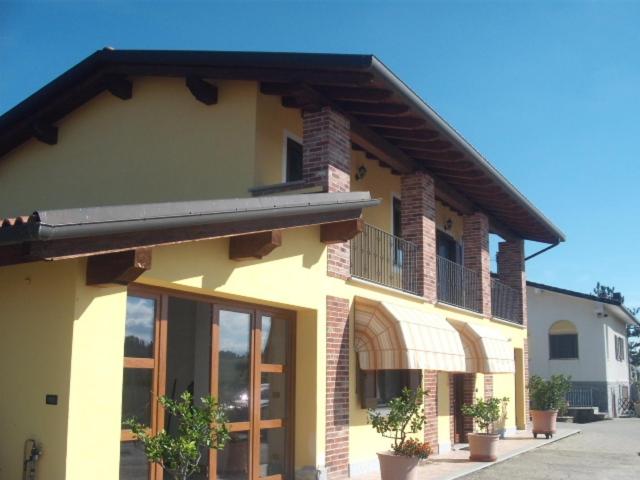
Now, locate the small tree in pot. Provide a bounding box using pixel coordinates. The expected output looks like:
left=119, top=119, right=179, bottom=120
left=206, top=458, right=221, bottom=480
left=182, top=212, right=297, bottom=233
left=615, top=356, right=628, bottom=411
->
left=368, top=387, right=432, bottom=480
left=461, top=397, right=508, bottom=462
left=124, top=391, right=230, bottom=480
left=528, top=374, right=571, bottom=439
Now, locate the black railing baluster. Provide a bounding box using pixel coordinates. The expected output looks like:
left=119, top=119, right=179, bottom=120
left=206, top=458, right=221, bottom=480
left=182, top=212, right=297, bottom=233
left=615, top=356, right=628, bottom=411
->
left=350, top=223, right=419, bottom=295
left=490, top=278, right=521, bottom=324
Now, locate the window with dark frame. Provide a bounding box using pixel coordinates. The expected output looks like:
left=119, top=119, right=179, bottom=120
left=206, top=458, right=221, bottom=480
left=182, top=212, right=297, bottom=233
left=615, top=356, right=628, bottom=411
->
left=614, top=335, right=625, bottom=362
left=285, top=136, right=303, bottom=182
left=358, top=369, right=422, bottom=409
left=392, top=197, right=403, bottom=266
left=549, top=334, right=579, bottom=359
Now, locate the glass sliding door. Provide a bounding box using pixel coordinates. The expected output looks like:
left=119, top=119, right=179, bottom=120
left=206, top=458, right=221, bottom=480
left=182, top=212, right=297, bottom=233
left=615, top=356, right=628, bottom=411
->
left=120, top=294, right=162, bottom=480
left=119, top=288, right=293, bottom=480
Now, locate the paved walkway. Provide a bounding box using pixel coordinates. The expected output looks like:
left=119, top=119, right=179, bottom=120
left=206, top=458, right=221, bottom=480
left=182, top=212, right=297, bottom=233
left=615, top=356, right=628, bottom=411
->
left=351, top=424, right=580, bottom=480
left=461, top=417, right=639, bottom=480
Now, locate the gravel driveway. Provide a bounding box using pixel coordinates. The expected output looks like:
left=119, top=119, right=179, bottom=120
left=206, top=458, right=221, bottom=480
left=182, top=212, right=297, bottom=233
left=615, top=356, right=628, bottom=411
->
left=461, top=418, right=639, bottom=479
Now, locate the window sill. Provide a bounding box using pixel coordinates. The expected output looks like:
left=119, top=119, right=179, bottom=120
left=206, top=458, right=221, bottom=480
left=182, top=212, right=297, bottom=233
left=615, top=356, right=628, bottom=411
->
left=249, top=180, right=323, bottom=196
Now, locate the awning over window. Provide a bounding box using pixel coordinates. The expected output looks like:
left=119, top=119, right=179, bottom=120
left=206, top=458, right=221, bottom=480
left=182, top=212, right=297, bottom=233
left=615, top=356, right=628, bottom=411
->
left=456, top=323, right=515, bottom=373
left=354, top=297, right=466, bottom=372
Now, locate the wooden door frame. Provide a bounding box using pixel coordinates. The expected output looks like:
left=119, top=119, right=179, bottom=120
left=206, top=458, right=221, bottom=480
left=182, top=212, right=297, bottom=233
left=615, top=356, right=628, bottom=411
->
left=124, top=284, right=296, bottom=480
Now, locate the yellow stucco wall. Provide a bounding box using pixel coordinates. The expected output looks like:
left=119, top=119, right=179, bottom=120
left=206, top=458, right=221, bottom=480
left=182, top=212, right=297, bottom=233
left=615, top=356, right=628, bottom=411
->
left=351, top=150, right=401, bottom=233
left=0, top=260, right=77, bottom=479
left=254, top=92, right=303, bottom=187
left=0, top=78, right=259, bottom=218
left=66, top=263, right=128, bottom=480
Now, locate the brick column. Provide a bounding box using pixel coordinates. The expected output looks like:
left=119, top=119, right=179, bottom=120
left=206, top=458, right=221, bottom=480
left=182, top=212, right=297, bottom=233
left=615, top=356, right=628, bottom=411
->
left=484, top=375, right=494, bottom=400
left=462, top=373, right=476, bottom=440
left=423, top=370, right=438, bottom=452
left=303, top=107, right=352, bottom=280
left=496, top=239, right=527, bottom=326
left=325, top=296, right=350, bottom=479
left=449, top=375, right=455, bottom=446
left=401, top=171, right=437, bottom=302
left=462, top=212, right=492, bottom=316
left=497, top=239, right=529, bottom=424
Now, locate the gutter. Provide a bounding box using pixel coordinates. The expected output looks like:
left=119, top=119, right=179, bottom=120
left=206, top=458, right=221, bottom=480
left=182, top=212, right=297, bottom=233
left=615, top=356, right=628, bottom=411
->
left=368, top=56, right=566, bottom=245
left=0, top=192, right=380, bottom=246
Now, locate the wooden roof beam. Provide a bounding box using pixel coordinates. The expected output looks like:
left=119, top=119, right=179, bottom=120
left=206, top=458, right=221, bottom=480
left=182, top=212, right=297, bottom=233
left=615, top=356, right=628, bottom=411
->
left=186, top=76, right=218, bottom=105
left=86, top=248, right=151, bottom=286
left=229, top=230, right=282, bottom=260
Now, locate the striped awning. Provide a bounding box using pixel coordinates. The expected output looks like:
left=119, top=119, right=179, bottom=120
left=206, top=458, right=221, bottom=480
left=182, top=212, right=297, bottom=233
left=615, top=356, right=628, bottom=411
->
left=456, top=323, right=515, bottom=373
left=354, top=297, right=466, bottom=371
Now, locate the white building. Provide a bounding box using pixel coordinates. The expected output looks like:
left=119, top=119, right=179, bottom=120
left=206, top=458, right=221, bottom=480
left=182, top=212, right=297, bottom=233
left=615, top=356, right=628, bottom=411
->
left=527, top=281, right=638, bottom=416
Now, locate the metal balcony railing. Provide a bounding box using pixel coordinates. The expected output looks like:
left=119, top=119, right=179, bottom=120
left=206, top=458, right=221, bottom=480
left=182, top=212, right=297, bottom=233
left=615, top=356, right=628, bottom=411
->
left=436, top=256, right=482, bottom=313
left=566, top=388, right=594, bottom=408
left=491, top=278, right=522, bottom=324
left=350, top=223, right=419, bottom=295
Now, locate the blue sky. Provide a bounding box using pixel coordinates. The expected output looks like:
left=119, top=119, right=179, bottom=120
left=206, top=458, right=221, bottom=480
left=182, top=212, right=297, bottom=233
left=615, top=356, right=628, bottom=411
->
left=2, top=1, right=639, bottom=305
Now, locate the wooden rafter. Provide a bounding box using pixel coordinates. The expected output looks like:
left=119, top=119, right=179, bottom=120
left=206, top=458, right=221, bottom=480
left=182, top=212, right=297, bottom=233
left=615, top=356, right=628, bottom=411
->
left=86, top=248, right=151, bottom=286
left=186, top=76, right=218, bottom=105
left=229, top=230, right=282, bottom=261
left=321, top=218, right=364, bottom=244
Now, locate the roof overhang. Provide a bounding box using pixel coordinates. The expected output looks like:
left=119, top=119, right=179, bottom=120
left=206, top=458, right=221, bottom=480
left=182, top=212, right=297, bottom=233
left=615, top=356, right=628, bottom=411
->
left=0, top=191, right=379, bottom=267
left=0, top=49, right=564, bottom=244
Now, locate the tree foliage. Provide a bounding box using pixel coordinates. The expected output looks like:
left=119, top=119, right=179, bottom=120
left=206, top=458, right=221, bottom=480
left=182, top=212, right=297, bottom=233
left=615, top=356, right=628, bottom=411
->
left=124, top=391, right=230, bottom=480
left=368, top=387, right=429, bottom=456
left=529, top=374, right=571, bottom=411
left=461, top=397, right=508, bottom=434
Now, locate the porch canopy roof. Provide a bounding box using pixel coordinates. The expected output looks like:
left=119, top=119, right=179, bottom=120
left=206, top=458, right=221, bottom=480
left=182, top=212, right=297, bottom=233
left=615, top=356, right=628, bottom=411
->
left=354, top=297, right=466, bottom=372
left=455, top=322, right=515, bottom=374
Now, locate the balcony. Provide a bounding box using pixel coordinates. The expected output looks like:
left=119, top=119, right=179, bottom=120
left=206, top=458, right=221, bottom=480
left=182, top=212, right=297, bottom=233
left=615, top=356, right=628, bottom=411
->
left=436, top=255, right=482, bottom=313
left=350, top=225, right=523, bottom=324
left=350, top=223, right=419, bottom=295
left=491, top=278, right=522, bottom=324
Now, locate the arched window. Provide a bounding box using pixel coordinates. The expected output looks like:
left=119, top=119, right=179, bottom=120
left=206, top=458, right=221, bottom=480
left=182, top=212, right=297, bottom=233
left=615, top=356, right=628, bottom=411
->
left=549, top=320, right=578, bottom=359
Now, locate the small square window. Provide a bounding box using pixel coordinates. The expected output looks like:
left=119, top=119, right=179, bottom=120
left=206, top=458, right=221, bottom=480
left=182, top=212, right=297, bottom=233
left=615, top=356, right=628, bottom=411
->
left=359, top=369, right=421, bottom=408
left=549, top=334, right=578, bottom=359
left=285, top=137, right=303, bottom=182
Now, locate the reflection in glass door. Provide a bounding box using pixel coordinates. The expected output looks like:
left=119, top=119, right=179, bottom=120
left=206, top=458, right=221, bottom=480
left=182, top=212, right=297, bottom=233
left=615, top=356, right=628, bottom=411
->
left=118, top=288, right=293, bottom=480
left=213, top=308, right=292, bottom=480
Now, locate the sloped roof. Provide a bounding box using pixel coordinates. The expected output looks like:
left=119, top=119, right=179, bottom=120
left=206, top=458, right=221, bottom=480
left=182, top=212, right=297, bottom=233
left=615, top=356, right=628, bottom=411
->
left=0, top=191, right=378, bottom=266
left=0, top=49, right=564, bottom=244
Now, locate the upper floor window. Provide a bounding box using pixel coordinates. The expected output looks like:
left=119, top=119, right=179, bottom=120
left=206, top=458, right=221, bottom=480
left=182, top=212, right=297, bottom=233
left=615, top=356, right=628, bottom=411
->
left=549, top=320, right=578, bottom=359
left=284, top=134, right=303, bottom=182
left=614, top=335, right=625, bottom=362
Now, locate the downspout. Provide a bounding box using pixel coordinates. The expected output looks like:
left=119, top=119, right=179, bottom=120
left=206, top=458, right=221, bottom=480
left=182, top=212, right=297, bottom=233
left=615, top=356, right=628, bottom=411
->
left=525, top=242, right=560, bottom=262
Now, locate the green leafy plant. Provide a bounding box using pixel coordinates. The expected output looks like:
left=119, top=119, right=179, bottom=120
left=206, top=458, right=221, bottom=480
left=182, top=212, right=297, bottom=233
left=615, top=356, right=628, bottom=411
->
left=124, top=391, right=230, bottom=480
left=529, top=374, right=571, bottom=411
left=461, top=397, right=509, bottom=434
left=367, top=387, right=430, bottom=458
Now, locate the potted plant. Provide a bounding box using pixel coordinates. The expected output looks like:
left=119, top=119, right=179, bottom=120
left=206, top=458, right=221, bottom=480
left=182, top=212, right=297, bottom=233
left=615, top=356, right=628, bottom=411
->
left=368, top=387, right=432, bottom=480
left=124, top=391, right=230, bottom=480
left=461, top=397, right=508, bottom=462
left=528, top=374, right=571, bottom=439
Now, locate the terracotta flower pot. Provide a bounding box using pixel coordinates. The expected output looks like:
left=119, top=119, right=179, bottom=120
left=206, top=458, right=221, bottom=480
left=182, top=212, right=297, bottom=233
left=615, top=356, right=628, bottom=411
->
left=467, top=433, right=500, bottom=462
left=377, top=451, right=420, bottom=480
left=531, top=409, right=558, bottom=438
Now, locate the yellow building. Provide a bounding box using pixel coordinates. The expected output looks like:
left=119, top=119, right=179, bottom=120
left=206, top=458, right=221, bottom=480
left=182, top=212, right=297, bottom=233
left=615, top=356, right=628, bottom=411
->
left=0, top=50, right=564, bottom=480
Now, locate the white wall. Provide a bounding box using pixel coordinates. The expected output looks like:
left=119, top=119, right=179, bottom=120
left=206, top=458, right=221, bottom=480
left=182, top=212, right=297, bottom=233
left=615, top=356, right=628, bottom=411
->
left=527, top=286, right=607, bottom=382
left=603, top=305, right=631, bottom=384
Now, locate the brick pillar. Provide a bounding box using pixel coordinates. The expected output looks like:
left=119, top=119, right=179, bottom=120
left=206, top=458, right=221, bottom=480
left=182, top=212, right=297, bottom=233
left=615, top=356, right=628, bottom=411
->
left=401, top=171, right=437, bottom=302
left=303, top=107, right=352, bottom=280
left=423, top=370, right=438, bottom=452
left=496, top=239, right=527, bottom=326
left=325, top=296, right=350, bottom=479
left=463, top=212, right=492, bottom=316
left=497, top=239, right=529, bottom=424
left=449, top=374, right=455, bottom=446
left=523, top=339, right=530, bottom=425
left=484, top=375, right=494, bottom=400
left=462, top=373, right=476, bottom=440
